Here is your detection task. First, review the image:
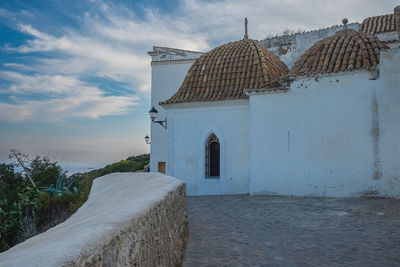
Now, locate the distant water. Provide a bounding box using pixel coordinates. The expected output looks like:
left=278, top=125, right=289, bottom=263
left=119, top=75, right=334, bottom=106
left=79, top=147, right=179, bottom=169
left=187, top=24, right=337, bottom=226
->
left=2, top=162, right=109, bottom=177
left=59, top=162, right=110, bottom=176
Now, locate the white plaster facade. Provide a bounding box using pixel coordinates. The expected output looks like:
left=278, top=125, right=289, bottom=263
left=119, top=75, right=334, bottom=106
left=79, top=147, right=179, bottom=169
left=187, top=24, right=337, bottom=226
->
left=164, top=100, right=250, bottom=195
left=248, top=47, right=399, bottom=197
left=249, top=57, right=399, bottom=197
left=148, top=12, right=400, bottom=197
left=148, top=47, right=203, bottom=172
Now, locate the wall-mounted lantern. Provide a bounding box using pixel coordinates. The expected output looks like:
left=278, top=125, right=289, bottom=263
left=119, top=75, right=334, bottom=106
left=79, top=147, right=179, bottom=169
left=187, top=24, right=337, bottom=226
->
left=144, top=135, right=151, bottom=144
left=149, top=106, right=167, bottom=129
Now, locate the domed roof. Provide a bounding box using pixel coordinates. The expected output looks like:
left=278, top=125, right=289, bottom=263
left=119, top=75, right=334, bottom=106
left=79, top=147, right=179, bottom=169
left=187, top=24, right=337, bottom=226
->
left=290, top=29, right=388, bottom=76
left=360, top=14, right=397, bottom=36
left=160, top=39, right=288, bottom=105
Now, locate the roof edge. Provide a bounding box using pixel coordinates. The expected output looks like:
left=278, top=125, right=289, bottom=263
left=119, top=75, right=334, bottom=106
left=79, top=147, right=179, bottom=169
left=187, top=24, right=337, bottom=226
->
left=262, top=22, right=360, bottom=42
left=147, top=46, right=204, bottom=56
left=161, top=98, right=250, bottom=109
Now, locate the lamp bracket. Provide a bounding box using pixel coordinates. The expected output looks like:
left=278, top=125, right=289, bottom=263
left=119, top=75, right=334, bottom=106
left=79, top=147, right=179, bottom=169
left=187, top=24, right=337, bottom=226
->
left=153, top=118, right=167, bottom=129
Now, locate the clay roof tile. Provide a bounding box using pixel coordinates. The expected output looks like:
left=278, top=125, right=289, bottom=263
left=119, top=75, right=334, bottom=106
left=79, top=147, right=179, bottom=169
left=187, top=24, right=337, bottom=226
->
left=290, top=29, right=388, bottom=76
left=360, top=14, right=397, bottom=35
left=160, top=39, right=288, bottom=105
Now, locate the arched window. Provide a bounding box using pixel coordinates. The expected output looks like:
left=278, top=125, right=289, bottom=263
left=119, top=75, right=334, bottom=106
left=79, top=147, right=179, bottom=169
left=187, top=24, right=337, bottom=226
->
left=205, top=133, right=220, bottom=179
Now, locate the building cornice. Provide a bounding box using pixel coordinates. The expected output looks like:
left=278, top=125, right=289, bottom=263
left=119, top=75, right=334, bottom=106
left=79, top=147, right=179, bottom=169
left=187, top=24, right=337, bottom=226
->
left=148, top=46, right=204, bottom=63
left=151, top=59, right=198, bottom=66
left=161, top=99, right=249, bottom=110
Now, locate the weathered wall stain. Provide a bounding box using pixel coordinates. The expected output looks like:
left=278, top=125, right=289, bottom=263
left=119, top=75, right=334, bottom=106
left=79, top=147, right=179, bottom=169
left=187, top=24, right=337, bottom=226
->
left=371, top=92, right=382, bottom=180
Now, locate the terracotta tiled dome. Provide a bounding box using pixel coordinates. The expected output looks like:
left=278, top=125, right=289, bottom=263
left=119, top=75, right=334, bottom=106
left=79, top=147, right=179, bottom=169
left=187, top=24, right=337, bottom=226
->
left=160, top=39, right=288, bottom=105
left=290, top=29, right=388, bottom=76
left=360, top=14, right=397, bottom=36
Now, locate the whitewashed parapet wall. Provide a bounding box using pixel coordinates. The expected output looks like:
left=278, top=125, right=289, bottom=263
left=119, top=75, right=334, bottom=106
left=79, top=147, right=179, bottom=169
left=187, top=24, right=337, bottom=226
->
left=0, top=173, right=188, bottom=266
left=148, top=47, right=203, bottom=173
left=260, top=23, right=360, bottom=68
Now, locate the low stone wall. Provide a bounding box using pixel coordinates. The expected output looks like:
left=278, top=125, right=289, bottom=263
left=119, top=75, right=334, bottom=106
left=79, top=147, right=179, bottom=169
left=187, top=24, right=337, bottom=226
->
left=0, top=172, right=188, bottom=266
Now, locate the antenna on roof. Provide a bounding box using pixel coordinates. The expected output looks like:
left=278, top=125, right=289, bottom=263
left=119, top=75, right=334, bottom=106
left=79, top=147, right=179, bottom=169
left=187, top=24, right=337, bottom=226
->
left=342, top=18, right=348, bottom=30
left=244, top=17, right=249, bottom=39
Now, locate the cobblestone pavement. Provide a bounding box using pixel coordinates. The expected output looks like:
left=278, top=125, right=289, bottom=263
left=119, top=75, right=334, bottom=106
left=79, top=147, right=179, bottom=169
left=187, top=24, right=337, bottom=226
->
left=183, top=195, right=400, bottom=267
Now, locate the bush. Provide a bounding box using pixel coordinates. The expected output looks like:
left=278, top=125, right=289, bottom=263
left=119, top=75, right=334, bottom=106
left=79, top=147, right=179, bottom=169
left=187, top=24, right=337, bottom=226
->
left=35, top=190, right=83, bottom=232
left=30, top=156, right=65, bottom=187
left=0, top=164, right=27, bottom=205
left=0, top=186, right=37, bottom=251
left=0, top=156, right=77, bottom=252
left=73, top=154, right=150, bottom=181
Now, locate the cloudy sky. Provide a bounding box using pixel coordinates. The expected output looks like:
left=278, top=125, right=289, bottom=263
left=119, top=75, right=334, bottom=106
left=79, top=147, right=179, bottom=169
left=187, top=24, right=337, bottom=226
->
left=0, top=0, right=397, bottom=163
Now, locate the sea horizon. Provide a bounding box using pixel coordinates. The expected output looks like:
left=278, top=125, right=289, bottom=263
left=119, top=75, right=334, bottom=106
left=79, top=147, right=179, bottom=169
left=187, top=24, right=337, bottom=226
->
left=1, top=162, right=110, bottom=177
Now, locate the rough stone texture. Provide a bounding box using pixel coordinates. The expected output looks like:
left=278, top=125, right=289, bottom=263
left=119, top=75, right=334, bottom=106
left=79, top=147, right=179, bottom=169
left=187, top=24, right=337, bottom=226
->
left=0, top=172, right=188, bottom=267
left=184, top=195, right=400, bottom=266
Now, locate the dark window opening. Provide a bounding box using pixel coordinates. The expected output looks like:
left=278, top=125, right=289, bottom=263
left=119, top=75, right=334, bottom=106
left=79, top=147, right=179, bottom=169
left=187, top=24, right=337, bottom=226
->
left=206, top=134, right=220, bottom=179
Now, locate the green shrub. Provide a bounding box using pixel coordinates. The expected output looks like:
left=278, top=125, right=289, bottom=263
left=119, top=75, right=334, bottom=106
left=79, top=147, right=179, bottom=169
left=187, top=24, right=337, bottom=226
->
left=30, top=156, right=65, bottom=187
left=0, top=156, right=73, bottom=252
left=34, top=190, right=77, bottom=231
left=0, top=186, right=37, bottom=252
left=0, top=164, right=27, bottom=205
left=73, top=154, right=149, bottom=180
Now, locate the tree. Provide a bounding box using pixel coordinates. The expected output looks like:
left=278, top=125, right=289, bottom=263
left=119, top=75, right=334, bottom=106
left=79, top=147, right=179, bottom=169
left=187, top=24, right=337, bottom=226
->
left=8, top=149, right=36, bottom=189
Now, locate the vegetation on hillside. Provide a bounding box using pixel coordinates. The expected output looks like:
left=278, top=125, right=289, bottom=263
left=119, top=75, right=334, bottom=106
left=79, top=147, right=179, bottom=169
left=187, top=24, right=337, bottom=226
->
left=0, top=151, right=149, bottom=252
left=72, top=154, right=150, bottom=181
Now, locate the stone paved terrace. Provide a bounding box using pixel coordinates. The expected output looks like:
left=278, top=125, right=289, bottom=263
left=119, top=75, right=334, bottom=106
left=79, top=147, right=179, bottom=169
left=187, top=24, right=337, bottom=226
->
left=183, top=195, right=400, bottom=266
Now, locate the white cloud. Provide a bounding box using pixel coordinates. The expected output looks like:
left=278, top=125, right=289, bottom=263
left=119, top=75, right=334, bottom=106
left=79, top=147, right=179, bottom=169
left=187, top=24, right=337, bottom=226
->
left=2, top=63, right=35, bottom=72
left=0, top=94, right=138, bottom=122
left=178, top=0, right=398, bottom=41
left=1, top=0, right=398, bottom=124
left=0, top=71, right=85, bottom=94
left=0, top=71, right=138, bottom=122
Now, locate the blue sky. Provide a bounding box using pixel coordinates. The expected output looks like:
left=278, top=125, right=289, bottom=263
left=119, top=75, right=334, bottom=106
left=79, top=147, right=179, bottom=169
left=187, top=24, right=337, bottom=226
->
left=0, top=0, right=398, bottom=163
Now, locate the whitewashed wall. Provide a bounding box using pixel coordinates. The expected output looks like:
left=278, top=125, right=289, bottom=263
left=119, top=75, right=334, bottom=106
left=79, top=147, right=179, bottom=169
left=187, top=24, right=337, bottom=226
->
left=150, top=61, right=197, bottom=172
left=165, top=100, right=250, bottom=195
left=249, top=49, right=400, bottom=197
left=375, top=48, right=400, bottom=197
left=148, top=47, right=203, bottom=173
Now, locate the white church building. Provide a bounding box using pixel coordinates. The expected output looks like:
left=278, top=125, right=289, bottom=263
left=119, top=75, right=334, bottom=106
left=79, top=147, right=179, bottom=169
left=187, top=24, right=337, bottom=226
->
left=147, top=6, right=400, bottom=197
